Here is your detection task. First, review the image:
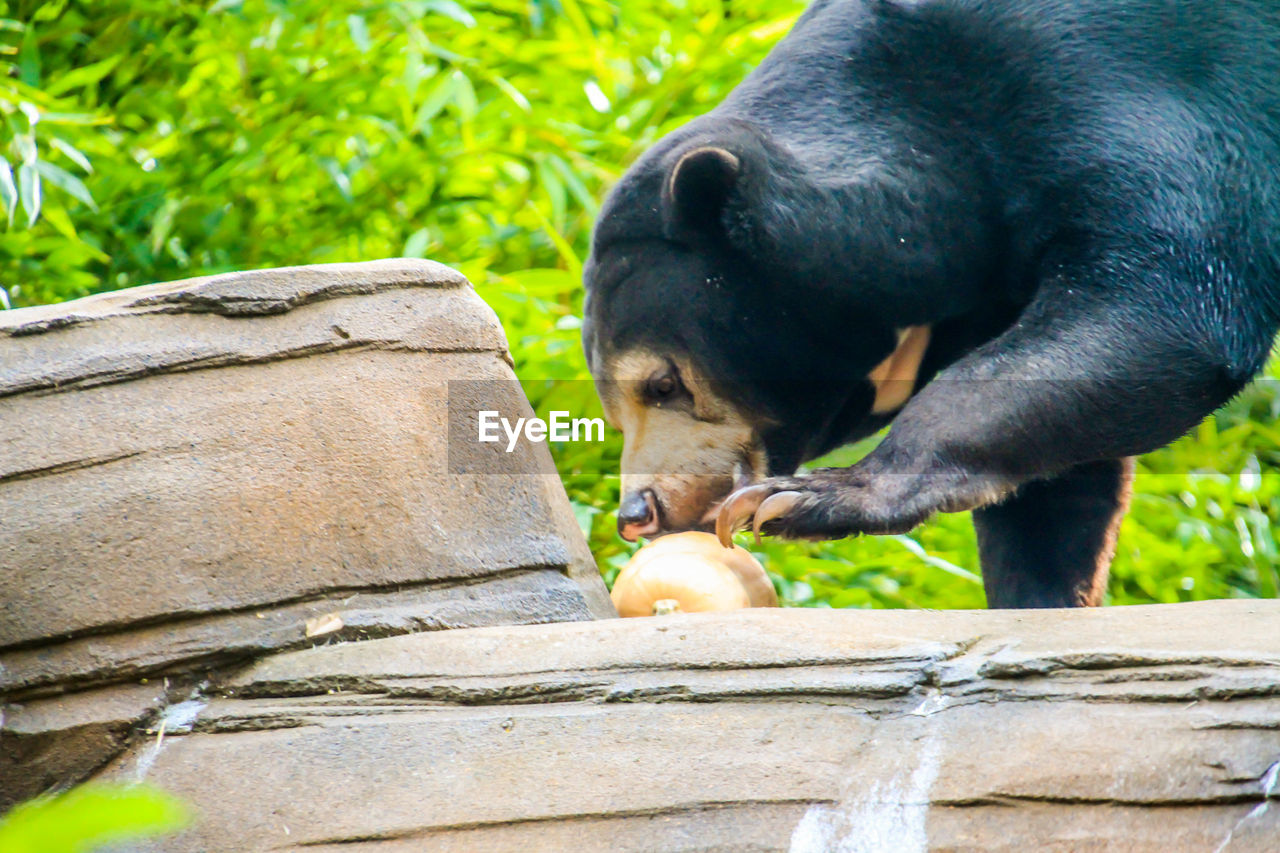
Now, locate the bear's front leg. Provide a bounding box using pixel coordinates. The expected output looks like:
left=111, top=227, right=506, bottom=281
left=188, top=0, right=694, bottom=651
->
left=717, top=239, right=1275, bottom=606
left=715, top=447, right=1001, bottom=546
left=716, top=417, right=1023, bottom=547
left=973, top=457, right=1134, bottom=607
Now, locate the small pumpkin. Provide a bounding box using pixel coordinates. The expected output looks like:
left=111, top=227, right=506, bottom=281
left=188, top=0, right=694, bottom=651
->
left=611, top=531, right=778, bottom=617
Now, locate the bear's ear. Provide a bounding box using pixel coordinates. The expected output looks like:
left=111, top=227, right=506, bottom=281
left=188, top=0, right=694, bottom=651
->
left=663, top=146, right=741, bottom=236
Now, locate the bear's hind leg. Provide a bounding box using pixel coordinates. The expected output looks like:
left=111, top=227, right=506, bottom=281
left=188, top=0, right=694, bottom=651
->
left=973, top=457, right=1135, bottom=608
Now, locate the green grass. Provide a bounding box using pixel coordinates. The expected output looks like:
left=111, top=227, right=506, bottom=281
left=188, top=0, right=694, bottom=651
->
left=3, top=0, right=1276, bottom=608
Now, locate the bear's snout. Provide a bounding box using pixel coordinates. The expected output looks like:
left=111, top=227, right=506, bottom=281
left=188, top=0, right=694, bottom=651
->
left=618, top=489, right=661, bottom=541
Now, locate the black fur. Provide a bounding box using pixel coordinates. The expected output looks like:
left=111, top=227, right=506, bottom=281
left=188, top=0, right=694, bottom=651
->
left=975, top=457, right=1134, bottom=607
left=583, top=0, right=1280, bottom=608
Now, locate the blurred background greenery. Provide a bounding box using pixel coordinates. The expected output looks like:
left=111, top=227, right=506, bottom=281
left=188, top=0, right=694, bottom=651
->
left=3, top=0, right=1276, bottom=608
left=0, top=782, right=188, bottom=852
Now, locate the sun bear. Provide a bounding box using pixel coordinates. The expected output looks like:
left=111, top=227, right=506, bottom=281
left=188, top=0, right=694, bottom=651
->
left=582, top=0, right=1280, bottom=607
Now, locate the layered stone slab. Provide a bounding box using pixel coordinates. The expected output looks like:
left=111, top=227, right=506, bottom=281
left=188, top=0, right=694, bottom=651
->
left=104, top=600, right=1280, bottom=851
left=1, top=259, right=614, bottom=807
left=0, top=259, right=611, bottom=690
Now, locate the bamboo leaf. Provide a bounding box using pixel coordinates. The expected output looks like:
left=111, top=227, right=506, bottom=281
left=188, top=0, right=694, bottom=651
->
left=491, top=76, right=531, bottom=112
left=403, top=227, right=432, bottom=257
left=35, top=160, right=97, bottom=210
left=413, top=72, right=458, bottom=134
left=49, top=137, right=92, bottom=174
left=41, top=204, right=77, bottom=239
left=421, top=0, right=476, bottom=28
left=17, top=27, right=40, bottom=87
left=0, top=160, right=16, bottom=227
left=17, top=162, right=40, bottom=226
left=45, top=55, right=123, bottom=96
left=452, top=72, right=477, bottom=122
left=525, top=201, right=581, bottom=276
left=317, top=157, right=353, bottom=202
left=347, top=15, right=371, bottom=53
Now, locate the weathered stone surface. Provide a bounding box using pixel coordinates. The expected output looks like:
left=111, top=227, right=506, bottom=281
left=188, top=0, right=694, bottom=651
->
left=1, top=570, right=601, bottom=697
left=102, top=600, right=1280, bottom=851
left=0, top=683, right=166, bottom=809
left=0, top=260, right=612, bottom=699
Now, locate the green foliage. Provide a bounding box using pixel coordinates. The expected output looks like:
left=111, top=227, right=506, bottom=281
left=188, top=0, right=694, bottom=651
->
left=0, top=783, right=188, bottom=853
left=2, top=0, right=1276, bottom=608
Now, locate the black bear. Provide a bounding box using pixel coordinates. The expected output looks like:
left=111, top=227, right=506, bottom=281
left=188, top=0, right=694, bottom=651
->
left=582, top=0, right=1280, bottom=607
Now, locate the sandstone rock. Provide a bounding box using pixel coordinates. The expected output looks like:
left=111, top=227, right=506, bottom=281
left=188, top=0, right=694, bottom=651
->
left=0, top=683, right=166, bottom=809
left=0, top=259, right=612, bottom=705
left=0, top=569, right=601, bottom=697
left=100, top=600, right=1280, bottom=851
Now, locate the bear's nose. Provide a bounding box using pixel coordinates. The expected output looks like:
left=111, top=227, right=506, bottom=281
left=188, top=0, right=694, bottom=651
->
left=618, top=489, right=660, bottom=541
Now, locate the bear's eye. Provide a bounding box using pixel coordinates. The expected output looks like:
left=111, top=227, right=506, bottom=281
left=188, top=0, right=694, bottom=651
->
left=643, top=367, right=684, bottom=405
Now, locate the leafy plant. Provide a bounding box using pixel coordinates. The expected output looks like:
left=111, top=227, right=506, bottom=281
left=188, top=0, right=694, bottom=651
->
left=0, top=783, right=189, bottom=853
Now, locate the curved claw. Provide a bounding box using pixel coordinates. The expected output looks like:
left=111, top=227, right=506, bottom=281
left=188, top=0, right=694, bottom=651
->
left=716, top=484, right=775, bottom=548
left=751, top=490, right=802, bottom=544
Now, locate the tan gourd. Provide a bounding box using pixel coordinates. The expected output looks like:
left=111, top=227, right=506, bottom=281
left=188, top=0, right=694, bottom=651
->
left=610, top=531, right=778, bottom=617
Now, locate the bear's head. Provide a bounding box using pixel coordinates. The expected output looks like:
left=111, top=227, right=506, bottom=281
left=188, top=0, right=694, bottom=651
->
left=583, top=117, right=931, bottom=541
